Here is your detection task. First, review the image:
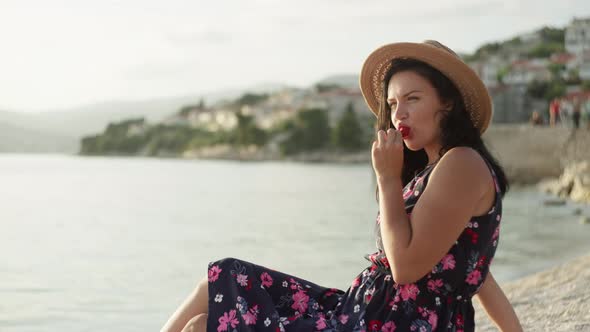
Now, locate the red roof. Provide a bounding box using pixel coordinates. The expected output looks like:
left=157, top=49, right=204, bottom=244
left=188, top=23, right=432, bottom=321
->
left=510, top=59, right=546, bottom=70
left=550, top=53, right=576, bottom=64
left=562, top=90, right=590, bottom=101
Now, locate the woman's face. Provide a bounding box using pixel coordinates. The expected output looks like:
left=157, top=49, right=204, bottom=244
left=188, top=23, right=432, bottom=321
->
left=387, top=70, right=449, bottom=152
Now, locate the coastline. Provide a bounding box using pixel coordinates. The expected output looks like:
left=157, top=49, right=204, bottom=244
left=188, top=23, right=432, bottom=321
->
left=474, top=253, right=590, bottom=331
left=177, top=124, right=587, bottom=183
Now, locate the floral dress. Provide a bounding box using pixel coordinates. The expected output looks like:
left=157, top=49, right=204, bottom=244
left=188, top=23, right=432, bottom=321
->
left=206, top=159, right=502, bottom=332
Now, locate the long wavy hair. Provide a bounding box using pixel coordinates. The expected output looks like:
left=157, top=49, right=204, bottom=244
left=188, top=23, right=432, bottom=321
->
left=375, top=58, right=509, bottom=199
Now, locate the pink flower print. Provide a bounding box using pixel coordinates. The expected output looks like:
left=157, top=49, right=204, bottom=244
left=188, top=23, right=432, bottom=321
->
left=415, top=176, right=424, bottom=186
left=399, top=284, right=419, bottom=301
left=236, top=273, right=248, bottom=286
left=324, top=288, right=339, bottom=297
left=456, top=313, right=464, bottom=326
left=316, top=314, right=327, bottom=330
left=382, top=321, right=397, bottom=332
left=492, top=226, right=500, bottom=240
left=208, top=265, right=222, bottom=283
left=368, top=320, right=382, bottom=331
left=428, top=312, right=438, bottom=330
left=339, top=314, right=349, bottom=325
left=466, top=270, right=482, bottom=285
left=417, top=306, right=427, bottom=318
left=427, top=279, right=443, bottom=293
left=291, top=290, right=309, bottom=313
left=242, top=305, right=259, bottom=325
left=242, top=311, right=256, bottom=325
left=260, top=272, right=273, bottom=288
left=403, top=187, right=413, bottom=200
left=289, top=279, right=300, bottom=290
left=388, top=298, right=396, bottom=308
left=465, top=229, right=479, bottom=244
left=217, top=309, right=239, bottom=332
left=477, top=256, right=487, bottom=268
left=441, top=254, right=456, bottom=270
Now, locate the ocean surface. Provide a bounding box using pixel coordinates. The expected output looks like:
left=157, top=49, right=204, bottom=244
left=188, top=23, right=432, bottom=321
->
left=1, top=154, right=589, bottom=332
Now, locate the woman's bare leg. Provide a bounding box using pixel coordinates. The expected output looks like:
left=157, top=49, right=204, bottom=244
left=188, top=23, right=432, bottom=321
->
left=161, top=276, right=209, bottom=332
left=180, top=314, right=208, bottom=332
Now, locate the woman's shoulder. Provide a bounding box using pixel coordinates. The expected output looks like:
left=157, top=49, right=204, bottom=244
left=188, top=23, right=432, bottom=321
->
left=428, top=147, right=491, bottom=195
left=436, top=146, right=488, bottom=170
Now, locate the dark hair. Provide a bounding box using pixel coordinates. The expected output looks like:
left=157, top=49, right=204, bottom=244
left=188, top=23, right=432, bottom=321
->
left=376, top=58, right=509, bottom=198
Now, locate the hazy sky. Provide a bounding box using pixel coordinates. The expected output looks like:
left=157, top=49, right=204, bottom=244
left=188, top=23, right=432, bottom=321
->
left=1, top=0, right=589, bottom=112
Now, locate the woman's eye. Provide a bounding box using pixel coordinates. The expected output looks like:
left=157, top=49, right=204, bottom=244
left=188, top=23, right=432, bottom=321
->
left=408, top=96, right=419, bottom=101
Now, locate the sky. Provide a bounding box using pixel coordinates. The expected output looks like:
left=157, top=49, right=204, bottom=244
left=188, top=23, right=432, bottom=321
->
left=1, top=0, right=589, bottom=112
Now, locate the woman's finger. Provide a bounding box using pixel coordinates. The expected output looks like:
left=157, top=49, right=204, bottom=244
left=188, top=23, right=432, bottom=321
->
left=394, top=129, right=403, bottom=145
left=377, top=130, right=387, bottom=145
left=386, top=128, right=398, bottom=144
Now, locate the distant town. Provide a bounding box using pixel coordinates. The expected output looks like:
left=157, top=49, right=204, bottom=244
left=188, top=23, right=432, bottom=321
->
left=80, top=17, right=590, bottom=159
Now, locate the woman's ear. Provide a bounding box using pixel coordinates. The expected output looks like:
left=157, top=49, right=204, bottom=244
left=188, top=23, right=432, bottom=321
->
left=443, top=100, right=454, bottom=111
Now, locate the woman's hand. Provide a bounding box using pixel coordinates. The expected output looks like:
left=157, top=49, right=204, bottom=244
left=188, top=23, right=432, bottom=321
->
left=371, top=128, right=404, bottom=182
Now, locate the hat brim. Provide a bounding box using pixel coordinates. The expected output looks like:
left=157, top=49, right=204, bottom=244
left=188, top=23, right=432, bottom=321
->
left=359, top=42, right=492, bottom=134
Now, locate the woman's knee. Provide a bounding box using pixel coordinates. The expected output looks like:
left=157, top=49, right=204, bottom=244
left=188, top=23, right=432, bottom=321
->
left=197, top=275, right=208, bottom=292
left=181, top=314, right=207, bottom=332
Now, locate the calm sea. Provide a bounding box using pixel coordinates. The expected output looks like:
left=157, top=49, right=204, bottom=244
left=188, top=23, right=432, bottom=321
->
left=1, top=154, right=589, bottom=332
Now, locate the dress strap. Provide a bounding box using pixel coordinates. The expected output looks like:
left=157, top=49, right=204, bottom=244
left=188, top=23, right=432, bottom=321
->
left=480, top=157, right=501, bottom=195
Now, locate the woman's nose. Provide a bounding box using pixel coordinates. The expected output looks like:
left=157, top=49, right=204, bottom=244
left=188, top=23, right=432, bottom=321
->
left=393, top=104, right=408, bottom=121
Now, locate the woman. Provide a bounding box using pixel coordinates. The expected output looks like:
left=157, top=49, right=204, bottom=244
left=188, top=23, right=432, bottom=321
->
left=161, top=40, right=523, bottom=332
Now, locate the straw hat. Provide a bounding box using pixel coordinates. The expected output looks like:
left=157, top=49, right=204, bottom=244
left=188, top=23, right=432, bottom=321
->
left=359, top=40, right=492, bottom=134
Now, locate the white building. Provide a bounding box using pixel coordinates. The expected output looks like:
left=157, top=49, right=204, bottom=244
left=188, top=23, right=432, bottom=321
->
left=503, top=59, right=552, bottom=85
left=565, top=17, right=590, bottom=56
left=468, top=55, right=505, bottom=88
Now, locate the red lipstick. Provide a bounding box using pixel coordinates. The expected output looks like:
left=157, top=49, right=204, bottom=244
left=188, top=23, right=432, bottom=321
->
left=398, top=125, right=411, bottom=139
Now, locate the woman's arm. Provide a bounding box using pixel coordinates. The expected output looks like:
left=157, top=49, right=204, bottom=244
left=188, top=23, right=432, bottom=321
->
left=376, top=146, right=490, bottom=283
left=475, top=272, right=523, bottom=332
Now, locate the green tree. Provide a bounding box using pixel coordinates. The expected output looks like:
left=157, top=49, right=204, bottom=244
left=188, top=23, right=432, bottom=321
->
left=314, top=83, right=341, bottom=93
left=333, top=102, right=364, bottom=151
left=235, top=93, right=269, bottom=106
left=496, top=66, right=511, bottom=84
left=233, top=112, right=268, bottom=146
left=566, top=69, right=581, bottom=84
left=526, top=80, right=566, bottom=101
left=538, top=27, right=565, bottom=44
left=545, top=81, right=567, bottom=101
left=279, top=108, right=330, bottom=155
left=526, top=43, right=564, bottom=58
left=547, top=63, right=566, bottom=78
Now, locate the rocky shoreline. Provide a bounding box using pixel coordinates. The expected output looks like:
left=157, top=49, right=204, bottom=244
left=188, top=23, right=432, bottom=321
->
left=474, top=254, right=590, bottom=331
left=538, top=161, right=590, bottom=204
left=180, top=125, right=590, bottom=186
